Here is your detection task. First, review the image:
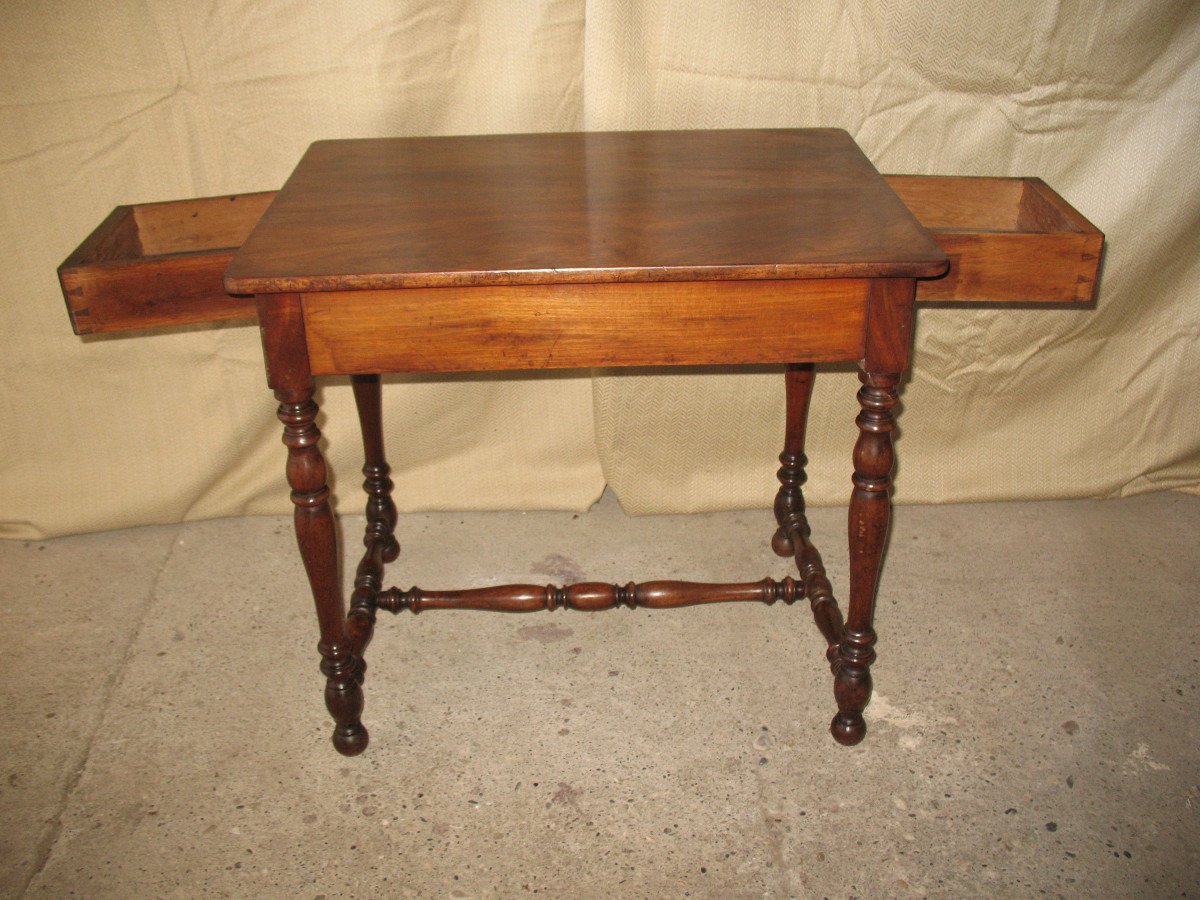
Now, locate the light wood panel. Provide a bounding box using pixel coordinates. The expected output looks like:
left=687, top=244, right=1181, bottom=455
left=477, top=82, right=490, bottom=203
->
left=885, top=175, right=1104, bottom=303
left=303, top=279, right=869, bottom=374
left=58, top=192, right=274, bottom=335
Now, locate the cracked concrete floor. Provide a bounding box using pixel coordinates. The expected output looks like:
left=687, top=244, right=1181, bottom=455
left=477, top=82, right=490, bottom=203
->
left=1, top=492, right=1197, bottom=897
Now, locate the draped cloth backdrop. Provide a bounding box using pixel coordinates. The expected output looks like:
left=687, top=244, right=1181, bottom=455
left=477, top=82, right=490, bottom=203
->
left=1, top=1, right=1197, bottom=538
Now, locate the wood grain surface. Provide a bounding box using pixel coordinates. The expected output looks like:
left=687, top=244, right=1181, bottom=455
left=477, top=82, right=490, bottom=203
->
left=59, top=168, right=1104, bottom=339
left=302, top=278, right=869, bottom=374
left=224, top=129, right=948, bottom=294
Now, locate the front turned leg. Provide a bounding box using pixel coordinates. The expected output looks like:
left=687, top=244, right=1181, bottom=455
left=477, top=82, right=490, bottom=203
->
left=832, top=368, right=899, bottom=746
left=277, top=388, right=368, bottom=756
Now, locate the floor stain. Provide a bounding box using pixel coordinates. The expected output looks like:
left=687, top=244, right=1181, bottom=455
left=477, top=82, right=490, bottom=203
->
left=551, top=781, right=583, bottom=812
left=530, top=553, right=586, bottom=583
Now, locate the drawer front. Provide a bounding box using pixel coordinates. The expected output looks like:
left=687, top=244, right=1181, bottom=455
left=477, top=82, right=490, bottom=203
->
left=885, top=175, right=1104, bottom=303
left=303, top=279, right=869, bottom=374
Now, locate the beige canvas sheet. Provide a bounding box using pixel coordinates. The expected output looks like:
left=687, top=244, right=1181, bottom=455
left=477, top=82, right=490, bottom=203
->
left=1, top=1, right=1197, bottom=538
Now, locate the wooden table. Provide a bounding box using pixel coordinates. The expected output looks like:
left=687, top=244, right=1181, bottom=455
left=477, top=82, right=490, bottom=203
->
left=60, top=128, right=1104, bottom=755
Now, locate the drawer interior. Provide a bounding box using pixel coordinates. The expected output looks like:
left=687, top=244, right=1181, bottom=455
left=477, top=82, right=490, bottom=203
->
left=131, top=192, right=276, bottom=257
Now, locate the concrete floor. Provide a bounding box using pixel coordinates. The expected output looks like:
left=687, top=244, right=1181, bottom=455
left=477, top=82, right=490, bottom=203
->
left=1, top=491, right=1197, bottom=898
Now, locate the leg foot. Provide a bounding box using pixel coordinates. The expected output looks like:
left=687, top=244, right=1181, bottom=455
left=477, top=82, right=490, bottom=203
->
left=830, top=713, right=865, bottom=746
left=333, top=728, right=369, bottom=756
left=830, top=626, right=876, bottom=745
left=325, top=654, right=369, bottom=755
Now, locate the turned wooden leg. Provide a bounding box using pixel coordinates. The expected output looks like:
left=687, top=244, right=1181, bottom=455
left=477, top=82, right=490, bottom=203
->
left=347, top=375, right=399, bottom=663
left=831, top=367, right=899, bottom=745
left=351, top=374, right=400, bottom=562
left=277, top=388, right=368, bottom=756
left=258, top=294, right=368, bottom=756
left=771, top=364, right=845, bottom=665
left=772, top=363, right=815, bottom=557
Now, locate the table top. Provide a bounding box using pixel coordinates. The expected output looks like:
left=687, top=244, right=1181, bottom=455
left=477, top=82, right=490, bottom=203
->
left=224, top=129, right=947, bottom=295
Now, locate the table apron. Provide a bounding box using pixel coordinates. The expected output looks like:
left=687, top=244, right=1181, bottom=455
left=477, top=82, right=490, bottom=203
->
left=301, top=278, right=869, bottom=374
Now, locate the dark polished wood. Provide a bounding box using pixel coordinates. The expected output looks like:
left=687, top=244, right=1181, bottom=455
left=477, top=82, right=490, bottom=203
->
left=376, top=578, right=799, bottom=614
left=59, top=129, right=1103, bottom=755
left=224, top=130, right=947, bottom=294
left=227, top=133, right=927, bottom=754
left=770, top=364, right=846, bottom=667
left=832, top=367, right=899, bottom=745
left=258, top=294, right=368, bottom=756
left=794, top=532, right=844, bottom=669
left=831, top=279, right=915, bottom=745
left=346, top=374, right=400, bottom=664
left=772, top=363, right=815, bottom=558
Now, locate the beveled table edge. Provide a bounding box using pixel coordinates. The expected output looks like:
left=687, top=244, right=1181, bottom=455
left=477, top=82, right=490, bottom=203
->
left=225, top=260, right=948, bottom=295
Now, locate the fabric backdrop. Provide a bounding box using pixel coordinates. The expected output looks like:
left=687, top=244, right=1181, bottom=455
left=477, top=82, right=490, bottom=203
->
left=1, top=0, right=1197, bottom=538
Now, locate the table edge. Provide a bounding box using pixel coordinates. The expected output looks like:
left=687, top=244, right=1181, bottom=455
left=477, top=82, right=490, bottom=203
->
left=223, top=260, right=948, bottom=295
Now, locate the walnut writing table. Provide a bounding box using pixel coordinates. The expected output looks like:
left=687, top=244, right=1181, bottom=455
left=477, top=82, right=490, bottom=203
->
left=60, top=129, right=1104, bottom=755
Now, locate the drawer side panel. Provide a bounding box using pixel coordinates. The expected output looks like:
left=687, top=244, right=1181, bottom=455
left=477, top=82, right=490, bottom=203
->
left=884, top=174, right=1104, bottom=304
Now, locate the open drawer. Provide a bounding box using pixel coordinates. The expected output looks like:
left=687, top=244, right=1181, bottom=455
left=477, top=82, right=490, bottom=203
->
left=59, top=175, right=1103, bottom=336
left=884, top=175, right=1103, bottom=303
left=59, top=192, right=276, bottom=334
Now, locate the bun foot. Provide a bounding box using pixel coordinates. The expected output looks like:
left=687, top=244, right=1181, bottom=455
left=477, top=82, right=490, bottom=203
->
left=830, top=713, right=865, bottom=746
left=333, top=723, right=369, bottom=756
left=770, top=527, right=795, bottom=557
